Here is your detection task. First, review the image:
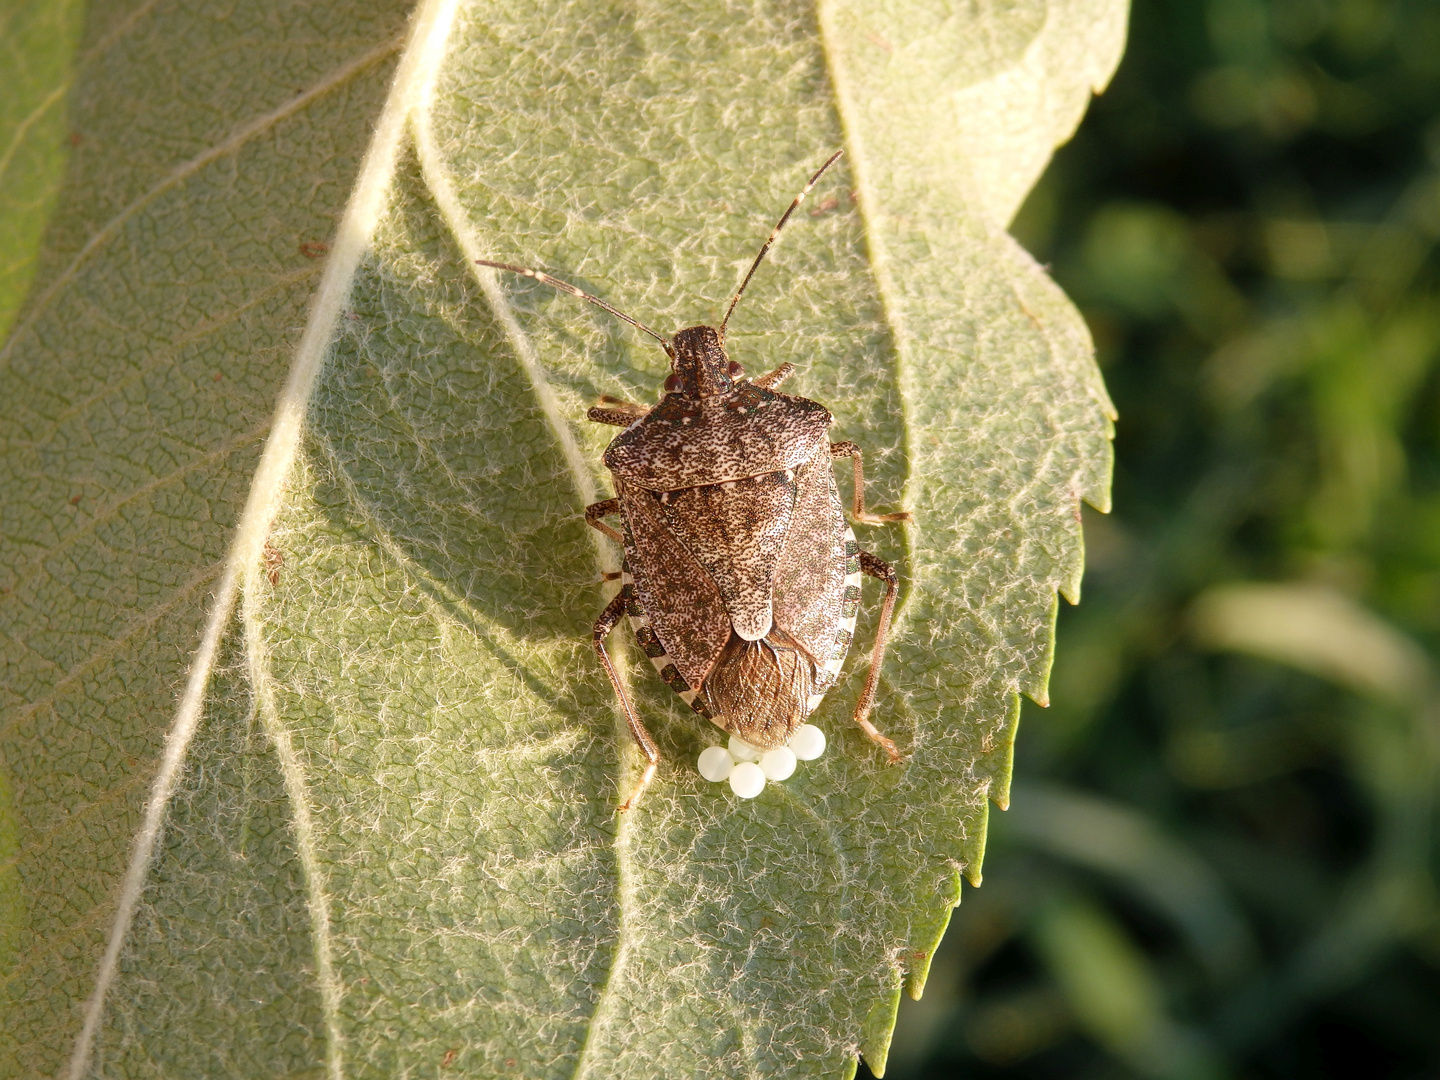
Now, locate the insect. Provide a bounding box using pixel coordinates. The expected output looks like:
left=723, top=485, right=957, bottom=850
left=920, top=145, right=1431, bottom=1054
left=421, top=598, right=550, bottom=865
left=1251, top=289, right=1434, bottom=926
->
left=479, top=151, right=909, bottom=810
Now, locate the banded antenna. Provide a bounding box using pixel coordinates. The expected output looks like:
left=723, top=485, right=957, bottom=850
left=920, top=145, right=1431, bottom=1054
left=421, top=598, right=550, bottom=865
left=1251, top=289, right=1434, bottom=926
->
left=719, top=149, right=845, bottom=337
left=476, top=260, right=673, bottom=356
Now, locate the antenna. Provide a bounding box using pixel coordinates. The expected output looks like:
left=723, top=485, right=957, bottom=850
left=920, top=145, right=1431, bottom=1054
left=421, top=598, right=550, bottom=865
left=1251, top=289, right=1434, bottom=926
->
left=476, top=260, right=672, bottom=354
left=719, top=149, right=845, bottom=337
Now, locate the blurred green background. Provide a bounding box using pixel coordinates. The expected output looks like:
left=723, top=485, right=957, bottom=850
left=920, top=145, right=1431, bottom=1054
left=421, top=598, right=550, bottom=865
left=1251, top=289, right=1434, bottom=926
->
left=873, top=0, right=1440, bottom=1076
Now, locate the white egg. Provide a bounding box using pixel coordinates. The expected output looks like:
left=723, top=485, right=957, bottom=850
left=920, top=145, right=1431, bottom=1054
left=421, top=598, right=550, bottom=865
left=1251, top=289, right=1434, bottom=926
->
left=728, top=761, right=766, bottom=798
left=697, top=746, right=735, bottom=782
left=759, top=747, right=797, bottom=781
left=728, top=734, right=762, bottom=762
left=788, top=724, right=826, bottom=761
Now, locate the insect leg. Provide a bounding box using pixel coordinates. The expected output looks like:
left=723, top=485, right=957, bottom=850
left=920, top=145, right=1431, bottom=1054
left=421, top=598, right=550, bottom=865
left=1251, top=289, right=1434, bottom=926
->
left=594, top=591, right=661, bottom=811
left=830, top=442, right=914, bottom=524
left=588, top=406, right=648, bottom=427
left=853, top=550, right=903, bottom=762
left=751, top=362, right=795, bottom=390
left=585, top=498, right=624, bottom=544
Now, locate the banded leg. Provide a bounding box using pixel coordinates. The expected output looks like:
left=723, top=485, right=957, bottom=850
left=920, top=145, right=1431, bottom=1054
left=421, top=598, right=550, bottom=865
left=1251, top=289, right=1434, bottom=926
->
left=587, top=396, right=651, bottom=427
left=854, top=550, right=903, bottom=762
left=751, top=363, right=794, bottom=390
left=586, top=498, right=623, bottom=544
left=594, top=592, right=661, bottom=811
left=831, top=442, right=912, bottom=524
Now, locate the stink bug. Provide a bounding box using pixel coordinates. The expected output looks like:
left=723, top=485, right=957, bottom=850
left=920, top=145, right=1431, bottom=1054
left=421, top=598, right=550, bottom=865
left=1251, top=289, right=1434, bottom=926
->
left=479, top=151, right=909, bottom=810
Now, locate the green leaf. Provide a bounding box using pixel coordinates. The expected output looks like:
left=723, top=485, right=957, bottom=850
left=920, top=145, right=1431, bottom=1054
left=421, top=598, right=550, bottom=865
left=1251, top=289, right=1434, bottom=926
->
left=0, top=0, right=1122, bottom=1075
left=1189, top=582, right=1437, bottom=709
left=1030, top=894, right=1224, bottom=1080
left=0, top=0, right=86, bottom=340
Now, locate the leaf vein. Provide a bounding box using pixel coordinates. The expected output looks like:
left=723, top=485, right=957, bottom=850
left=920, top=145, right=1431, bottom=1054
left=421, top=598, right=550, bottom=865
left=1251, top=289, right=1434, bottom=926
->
left=42, top=263, right=324, bottom=433
left=0, top=559, right=223, bottom=741
left=410, top=122, right=645, bottom=1070
left=410, top=109, right=605, bottom=554
left=1, top=31, right=402, bottom=366
left=0, top=80, right=70, bottom=187
left=59, top=0, right=465, bottom=1070
left=411, top=117, right=652, bottom=1080
left=241, top=554, right=346, bottom=1080
left=3, top=421, right=270, bottom=603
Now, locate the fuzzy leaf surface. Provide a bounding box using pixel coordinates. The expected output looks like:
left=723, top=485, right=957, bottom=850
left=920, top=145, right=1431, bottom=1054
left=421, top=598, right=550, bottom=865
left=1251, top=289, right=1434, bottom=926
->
left=0, top=0, right=1122, bottom=1075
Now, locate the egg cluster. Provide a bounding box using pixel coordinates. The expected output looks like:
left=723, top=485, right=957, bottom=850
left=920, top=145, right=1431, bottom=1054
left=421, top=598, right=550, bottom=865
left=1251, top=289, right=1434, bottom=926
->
left=695, top=725, right=827, bottom=798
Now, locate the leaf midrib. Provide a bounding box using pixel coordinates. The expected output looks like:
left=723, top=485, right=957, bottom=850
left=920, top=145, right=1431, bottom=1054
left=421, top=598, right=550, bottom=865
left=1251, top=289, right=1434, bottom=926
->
left=56, top=0, right=462, bottom=1072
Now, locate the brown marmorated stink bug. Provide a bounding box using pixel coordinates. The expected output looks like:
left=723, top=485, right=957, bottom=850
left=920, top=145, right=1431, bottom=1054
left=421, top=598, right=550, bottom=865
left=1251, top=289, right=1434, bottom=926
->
left=479, top=151, right=909, bottom=810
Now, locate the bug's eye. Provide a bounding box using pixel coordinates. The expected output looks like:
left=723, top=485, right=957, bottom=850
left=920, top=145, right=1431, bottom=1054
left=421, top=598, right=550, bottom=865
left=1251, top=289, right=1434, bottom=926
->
left=664, top=373, right=684, bottom=393
left=727, top=361, right=745, bottom=379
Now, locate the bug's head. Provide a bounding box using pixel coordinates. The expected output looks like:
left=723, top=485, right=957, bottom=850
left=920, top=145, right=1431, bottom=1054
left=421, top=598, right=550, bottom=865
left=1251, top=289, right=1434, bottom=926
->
left=664, top=325, right=744, bottom=398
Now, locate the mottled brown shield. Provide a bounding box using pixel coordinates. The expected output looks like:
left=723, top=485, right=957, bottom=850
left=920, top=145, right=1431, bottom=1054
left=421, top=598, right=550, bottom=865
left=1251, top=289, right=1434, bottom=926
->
left=616, top=476, right=731, bottom=689
left=654, top=468, right=798, bottom=641
left=771, top=445, right=848, bottom=668
left=603, top=387, right=832, bottom=489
